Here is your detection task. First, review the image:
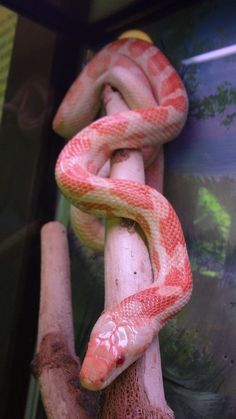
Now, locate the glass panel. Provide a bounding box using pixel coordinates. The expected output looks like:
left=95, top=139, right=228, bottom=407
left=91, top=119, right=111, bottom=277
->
left=0, top=6, right=17, bottom=123
left=140, top=1, right=236, bottom=418
left=0, top=8, right=60, bottom=418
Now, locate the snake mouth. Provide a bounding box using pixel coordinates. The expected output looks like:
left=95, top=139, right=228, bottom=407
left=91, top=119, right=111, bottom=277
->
left=79, top=355, right=110, bottom=391
left=79, top=375, right=105, bottom=391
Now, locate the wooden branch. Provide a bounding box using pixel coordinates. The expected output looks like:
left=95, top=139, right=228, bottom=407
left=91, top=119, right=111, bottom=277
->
left=101, top=87, right=174, bottom=418
left=32, top=221, right=99, bottom=419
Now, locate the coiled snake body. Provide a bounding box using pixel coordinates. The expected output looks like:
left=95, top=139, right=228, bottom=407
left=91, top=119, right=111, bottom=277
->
left=54, top=38, right=192, bottom=390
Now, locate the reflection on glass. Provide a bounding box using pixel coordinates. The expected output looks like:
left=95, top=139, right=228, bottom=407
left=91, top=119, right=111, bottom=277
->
left=182, top=43, right=236, bottom=65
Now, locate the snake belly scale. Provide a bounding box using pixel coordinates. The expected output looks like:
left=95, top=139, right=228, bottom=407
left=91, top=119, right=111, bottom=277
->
left=53, top=38, right=192, bottom=390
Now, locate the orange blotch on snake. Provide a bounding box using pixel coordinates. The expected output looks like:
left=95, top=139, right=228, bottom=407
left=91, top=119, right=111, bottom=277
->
left=73, top=132, right=92, bottom=153
left=100, top=142, right=112, bottom=159
left=164, top=122, right=182, bottom=139
left=161, top=96, right=188, bottom=113
left=91, top=114, right=129, bottom=137
left=160, top=73, right=184, bottom=98
left=182, top=259, right=193, bottom=292
left=160, top=216, right=185, bottom=257
left=125, top=287, right=179, bottom=318
left=106, top=39, right=126, bottom=52
left=82, top=201, right=115, bottom=217
left=71, top=182, right=96, bottom=196
left=147, top=51, right=169, bottom=76
left=123, top=131, right=146, bottom=148
left=58, top=167, right=96, bottom=195
left=87, top=55, right=112, bottom=78
left=160, top=233, right=177, bottom=257
left=135, top=108, right=168, bottom=124
left=165, top=260, right=192, bottom=292
left=112, top=182, right=154, bottom=211
left=127, top=39, right=150, bottom=58
left=114, top=56, right=134, bottom=69
left=165, top=267, right=182, bottom=287
left=87, top=160, right=97, bottom=174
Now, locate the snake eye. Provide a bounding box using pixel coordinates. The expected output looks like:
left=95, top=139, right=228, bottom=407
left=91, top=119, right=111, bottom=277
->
left=116, top=353, right=126, bottom=367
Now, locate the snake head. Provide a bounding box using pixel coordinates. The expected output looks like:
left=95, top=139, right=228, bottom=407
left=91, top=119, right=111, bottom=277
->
left=79, top=312, right=131, bottom=390
left=79, top=310, right=156, bottom=390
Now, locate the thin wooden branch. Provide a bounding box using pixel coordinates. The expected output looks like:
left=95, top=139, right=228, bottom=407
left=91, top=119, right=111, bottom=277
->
left=32, top=221, right=99, bottom=419
left=101, top=87, right=174, bottom=418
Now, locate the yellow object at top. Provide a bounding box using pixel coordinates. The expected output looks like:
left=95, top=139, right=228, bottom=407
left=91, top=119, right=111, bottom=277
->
left=119, top=30, right=153, bottom=44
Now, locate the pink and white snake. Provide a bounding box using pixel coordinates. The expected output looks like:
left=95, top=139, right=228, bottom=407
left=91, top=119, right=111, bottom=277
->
left=53, top=38, right=192, bottom=390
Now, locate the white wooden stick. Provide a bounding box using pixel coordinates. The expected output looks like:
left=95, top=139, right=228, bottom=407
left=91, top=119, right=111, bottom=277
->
left=102, top=86, right=174, bottom=418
